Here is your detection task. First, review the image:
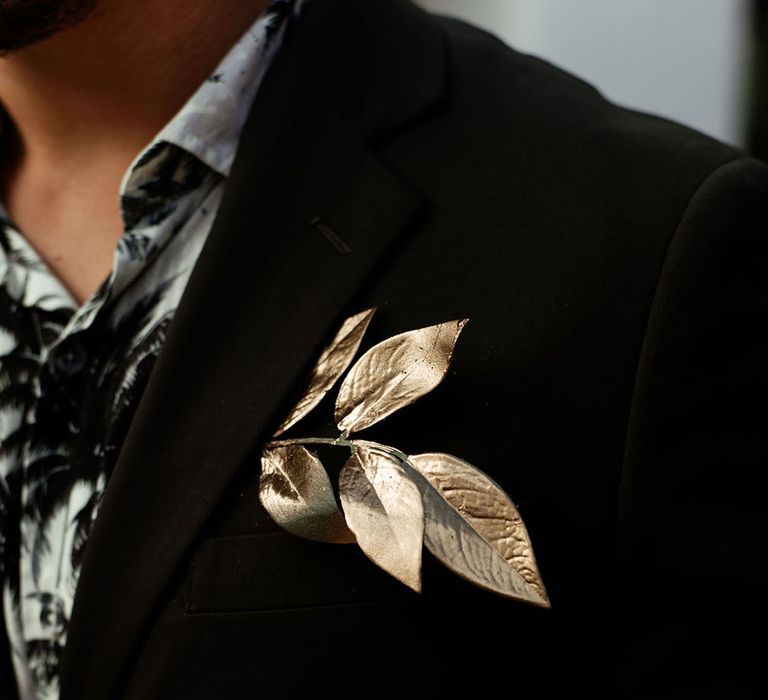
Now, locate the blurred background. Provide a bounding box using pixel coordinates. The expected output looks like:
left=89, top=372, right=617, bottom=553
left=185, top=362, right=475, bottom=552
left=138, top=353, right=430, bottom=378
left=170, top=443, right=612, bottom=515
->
left=418, top=0, right=768, bottom=159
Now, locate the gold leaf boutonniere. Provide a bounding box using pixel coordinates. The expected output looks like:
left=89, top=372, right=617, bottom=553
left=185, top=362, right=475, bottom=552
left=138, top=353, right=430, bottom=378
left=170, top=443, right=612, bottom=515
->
left=260, top=309, right=549, bottom=608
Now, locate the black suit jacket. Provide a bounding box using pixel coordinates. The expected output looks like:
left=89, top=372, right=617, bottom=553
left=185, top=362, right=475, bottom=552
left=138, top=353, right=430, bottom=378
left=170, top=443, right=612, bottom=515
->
left=2, top=0, right=766, bottom=697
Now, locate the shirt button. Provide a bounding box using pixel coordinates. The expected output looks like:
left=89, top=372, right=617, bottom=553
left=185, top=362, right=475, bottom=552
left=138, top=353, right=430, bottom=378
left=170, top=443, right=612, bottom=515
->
left=53, top=341, right=88, bottom=376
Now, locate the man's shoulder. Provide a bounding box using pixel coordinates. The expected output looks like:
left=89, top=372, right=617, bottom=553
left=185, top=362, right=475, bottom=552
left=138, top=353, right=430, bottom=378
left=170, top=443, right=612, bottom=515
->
left=280, top=0, right=755, bottom=227
left=424, top=8, right=742, bottom=195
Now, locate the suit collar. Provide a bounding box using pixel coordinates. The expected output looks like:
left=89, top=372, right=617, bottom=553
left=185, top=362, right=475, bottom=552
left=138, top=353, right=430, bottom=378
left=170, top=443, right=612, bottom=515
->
left=60, top=1, right=445, bottom=698
left=287, top=0, right=447, bottom=141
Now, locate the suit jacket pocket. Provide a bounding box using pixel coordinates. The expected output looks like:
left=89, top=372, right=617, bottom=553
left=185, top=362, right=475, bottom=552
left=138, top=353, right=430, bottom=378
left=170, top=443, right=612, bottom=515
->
left=186, top=531, right=414, bottom=614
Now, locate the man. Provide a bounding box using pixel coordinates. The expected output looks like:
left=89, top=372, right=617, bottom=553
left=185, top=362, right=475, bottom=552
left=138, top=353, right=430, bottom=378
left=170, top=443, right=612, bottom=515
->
left=0, top=0, right=765, bottom=698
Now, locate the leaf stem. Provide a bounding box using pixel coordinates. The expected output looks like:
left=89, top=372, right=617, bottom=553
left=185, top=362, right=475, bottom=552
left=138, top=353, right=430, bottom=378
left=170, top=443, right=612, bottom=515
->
left=267, top=437, right=410, bottom=464
left=268, top=436, right=355, bottom=449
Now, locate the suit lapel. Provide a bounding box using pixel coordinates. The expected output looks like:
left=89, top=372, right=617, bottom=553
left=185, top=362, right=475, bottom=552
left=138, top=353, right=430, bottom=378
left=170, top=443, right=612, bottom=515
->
left=59, top=1, right=445, bottom=698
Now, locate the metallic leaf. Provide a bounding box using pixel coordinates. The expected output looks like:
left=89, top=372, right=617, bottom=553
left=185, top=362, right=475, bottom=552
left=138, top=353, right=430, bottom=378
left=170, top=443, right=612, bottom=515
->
left=260, top=444, right=355, bottom=543
left=335, top=318, right=468, bottom=435
left=339, top=444, right=424, bottom=592
left=273, top=308, right=376, bottom=436
left=408, top=452, right=549, bottom=607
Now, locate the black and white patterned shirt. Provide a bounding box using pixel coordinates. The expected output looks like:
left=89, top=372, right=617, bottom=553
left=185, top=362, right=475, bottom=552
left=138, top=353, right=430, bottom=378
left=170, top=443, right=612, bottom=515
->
left=0, top=2, right=301, bottom=698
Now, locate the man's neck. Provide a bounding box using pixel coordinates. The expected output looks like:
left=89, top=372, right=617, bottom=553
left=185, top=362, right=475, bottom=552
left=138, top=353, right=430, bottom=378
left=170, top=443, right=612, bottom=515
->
left=0, top=0, right=274, bottom=167
left=0, top=0, right=274, bottom=303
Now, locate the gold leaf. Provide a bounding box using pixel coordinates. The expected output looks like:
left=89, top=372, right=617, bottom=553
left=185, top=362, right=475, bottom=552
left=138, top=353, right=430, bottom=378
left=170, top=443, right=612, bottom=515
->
left=339, top=444, right=424, bottom=591
left=335, top=318, right=468, bottom=435
left=260, top=444, right=355, bottom=543
left=408, top=452, right=549, bottom=607
left=273, top=308, right=376, bottom=436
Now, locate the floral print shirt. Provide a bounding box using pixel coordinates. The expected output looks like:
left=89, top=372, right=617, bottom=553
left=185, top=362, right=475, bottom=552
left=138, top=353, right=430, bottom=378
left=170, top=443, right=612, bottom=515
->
left=0, top=2, right=302, bottom=697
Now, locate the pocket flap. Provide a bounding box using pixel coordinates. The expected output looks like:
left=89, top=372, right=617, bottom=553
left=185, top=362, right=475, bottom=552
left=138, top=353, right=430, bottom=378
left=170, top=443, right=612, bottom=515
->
left=186, top=532, right=414, bottom=613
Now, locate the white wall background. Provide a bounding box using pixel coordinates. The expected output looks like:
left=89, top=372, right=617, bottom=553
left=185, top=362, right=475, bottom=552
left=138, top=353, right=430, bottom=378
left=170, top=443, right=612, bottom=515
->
left=418, top=0, right=750, bottom=147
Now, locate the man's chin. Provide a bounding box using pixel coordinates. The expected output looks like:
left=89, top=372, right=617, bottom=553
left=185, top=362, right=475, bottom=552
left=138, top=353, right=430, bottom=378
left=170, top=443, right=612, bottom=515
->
left=0, top=0, right=97, bottom=56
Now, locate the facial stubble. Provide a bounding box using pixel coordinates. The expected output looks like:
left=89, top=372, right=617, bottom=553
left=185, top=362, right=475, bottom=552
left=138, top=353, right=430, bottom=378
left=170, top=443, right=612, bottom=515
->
left=0, top=0, right=97, bottom=55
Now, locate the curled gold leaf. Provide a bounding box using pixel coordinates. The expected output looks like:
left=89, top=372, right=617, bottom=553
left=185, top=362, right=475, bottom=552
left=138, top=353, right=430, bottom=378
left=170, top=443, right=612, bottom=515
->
left=408, top=452, right=549, bottom=607
left=273, top=308, right=376, bottom=436
left=339, top=444, right=424, bottom=592
left=335, top=318, right=468, bottom=435
left=260, top=444, right=355, bottom=543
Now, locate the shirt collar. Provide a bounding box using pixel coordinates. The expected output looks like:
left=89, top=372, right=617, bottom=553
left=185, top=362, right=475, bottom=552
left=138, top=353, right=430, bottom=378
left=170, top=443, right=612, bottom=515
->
left=131, top=0, right=304, bottom=180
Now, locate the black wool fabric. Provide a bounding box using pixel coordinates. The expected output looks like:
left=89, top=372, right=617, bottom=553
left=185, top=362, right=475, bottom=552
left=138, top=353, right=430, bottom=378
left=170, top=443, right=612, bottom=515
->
left=0, top=1, right=762, bottom=698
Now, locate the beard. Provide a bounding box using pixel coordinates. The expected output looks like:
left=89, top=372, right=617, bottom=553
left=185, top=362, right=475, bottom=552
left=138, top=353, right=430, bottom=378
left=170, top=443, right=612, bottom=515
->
left=0, top=0, right=97, bottom=55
